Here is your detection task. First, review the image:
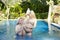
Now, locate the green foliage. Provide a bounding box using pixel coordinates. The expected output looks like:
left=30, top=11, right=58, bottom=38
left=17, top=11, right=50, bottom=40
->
left=0, top=0, right=59, bottom=19
left=20, top=0, right=49, bottom=13
left=20, top=0, right=49, bottom=19
left=0, top=1, right=6, bottom=11
left=36, top=12, right=48, bottom=19
left=20, top=1, right=31, bottom=13
left=57, top=0, right=60, bottom=5
left=9, top=3, right=26, bottom=19
left=20, top=13, right=25, bottom=17
left=53, top=0, right=58, bottom=5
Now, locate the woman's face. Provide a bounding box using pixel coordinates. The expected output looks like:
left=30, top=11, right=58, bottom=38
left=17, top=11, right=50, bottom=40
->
left=18, top=18, right=24, bottom=24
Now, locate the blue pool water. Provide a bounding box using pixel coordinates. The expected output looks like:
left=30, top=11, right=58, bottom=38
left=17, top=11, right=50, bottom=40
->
left=0, top=20, right=60, bottom=40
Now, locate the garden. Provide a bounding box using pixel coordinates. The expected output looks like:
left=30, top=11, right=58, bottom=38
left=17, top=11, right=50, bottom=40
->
left=0, top=0, right=59, bottom=19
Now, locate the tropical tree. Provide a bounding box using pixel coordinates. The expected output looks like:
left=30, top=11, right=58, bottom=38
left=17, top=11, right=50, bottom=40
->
left=0, top=0, right=59, bottom=19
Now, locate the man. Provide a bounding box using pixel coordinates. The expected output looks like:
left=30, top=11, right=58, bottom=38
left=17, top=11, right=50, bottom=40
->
left=15, top=9, right=36, bottom=36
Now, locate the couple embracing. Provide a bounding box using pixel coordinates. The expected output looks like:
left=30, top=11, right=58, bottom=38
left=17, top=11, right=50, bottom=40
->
left=15, top=8, right=37, bottom=36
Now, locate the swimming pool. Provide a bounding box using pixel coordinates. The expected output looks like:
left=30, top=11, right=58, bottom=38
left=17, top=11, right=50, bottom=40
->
left=0, top=19, right=60, bottom=40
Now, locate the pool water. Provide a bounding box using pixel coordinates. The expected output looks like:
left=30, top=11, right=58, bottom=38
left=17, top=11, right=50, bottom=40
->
left=0, top=20, right=60, bottom=40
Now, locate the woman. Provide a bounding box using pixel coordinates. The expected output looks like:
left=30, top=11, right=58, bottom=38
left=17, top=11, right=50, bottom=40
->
left=24, top=10, right=36, bottom=36
left=15, top=10, right=36, bottom=36
left=15, top=17, right=26, bottom=36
